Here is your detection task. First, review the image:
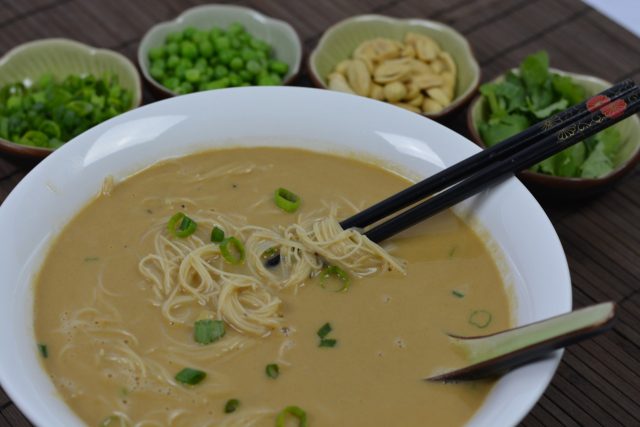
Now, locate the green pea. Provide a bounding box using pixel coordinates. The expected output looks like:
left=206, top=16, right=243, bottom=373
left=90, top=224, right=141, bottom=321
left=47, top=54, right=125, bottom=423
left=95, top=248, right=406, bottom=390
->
left=148, top=46, right=165, bottom=61
left=238, top=33, right=250, bottom=44
left=199, top=40, right=214, bottom=58
left=238, top=70, right=252, bottom=82
left=151, top=59, right=166, bottom=70
left=166, top=31, right=183, bottom=43
left=162, top=77, right=180, bottom=90
left=269, top=60, right=289, bottom=76
left=228, top=22, right=244, bottom=34
left=183, top=26, right=198, bottom=40
left=193, top=30, right=208, bottom=43
left=185, top=69, right=201, bottom=83
left=175, top=63, right=188, bottom=79
left=180, top=41, right=198, bottom=59
left=218, top=50, right=234, bottom=65
left=167, top=55, right=180, bottom=69
left=179, top=58, right=193, bottom=69
left=230, top=38, right=242, bottom=49
left=209, top=27, right=223, bottom=41
left=149, top=66, right=165, bottom=80
left=177, top=81, right=194, bottom=94
left=166, top=42, right=179, bottom=56
left=192, top=58, right=205, bottom=70
left=241, top=48, right=258, bottom=62
left=204, top=77, right=230, bottom=90
left=214, top=37, right=231, bottom=51
left=20, top=130, right=49, bottom=147
left=228, top=73, right=242, bottom=87
left=246, top=59, right=262, bottom=75
left=229, top=57, right=244, bottom=71
left=213, top=65, right=229, bottom=79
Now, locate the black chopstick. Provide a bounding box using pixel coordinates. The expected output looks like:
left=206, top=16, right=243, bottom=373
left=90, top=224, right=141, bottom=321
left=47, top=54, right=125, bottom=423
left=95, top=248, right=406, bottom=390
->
left=363, top=85, right=640, bottom=243
left=340, top=79, right=637, bottom=231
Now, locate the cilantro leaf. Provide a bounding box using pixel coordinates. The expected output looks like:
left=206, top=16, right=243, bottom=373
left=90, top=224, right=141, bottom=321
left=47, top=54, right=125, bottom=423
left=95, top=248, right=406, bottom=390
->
left=552, top=74, right=586, bottom=105
left=581, top=145, right=614, bottom=178
left=479, top=114, right=530, bottom=146
left=531, top=99, right=568, bottom=119
left=519, top=51, right=549, bottom=90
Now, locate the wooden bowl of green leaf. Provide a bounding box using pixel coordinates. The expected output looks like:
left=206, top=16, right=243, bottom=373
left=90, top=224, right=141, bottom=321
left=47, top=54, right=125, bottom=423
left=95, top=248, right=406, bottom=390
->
left=0, top=38, right=142, bottom=159
left=467, top=51, right=640, bottom=197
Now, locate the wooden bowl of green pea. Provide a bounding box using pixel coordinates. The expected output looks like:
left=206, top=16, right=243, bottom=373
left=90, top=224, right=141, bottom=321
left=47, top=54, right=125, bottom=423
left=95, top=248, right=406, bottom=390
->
left=137, top=5, right=302, bottom=97
left=0, top=38, right=142, bottom=159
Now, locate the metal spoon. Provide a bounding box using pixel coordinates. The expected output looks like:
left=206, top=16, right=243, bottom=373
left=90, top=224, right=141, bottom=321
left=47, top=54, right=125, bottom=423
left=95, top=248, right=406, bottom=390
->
left=426, top=302, right=615, bottom=382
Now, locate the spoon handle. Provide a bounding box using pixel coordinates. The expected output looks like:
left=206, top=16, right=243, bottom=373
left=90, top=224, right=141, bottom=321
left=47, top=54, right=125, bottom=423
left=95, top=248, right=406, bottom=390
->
left=426, top=302, right=615, bottom=381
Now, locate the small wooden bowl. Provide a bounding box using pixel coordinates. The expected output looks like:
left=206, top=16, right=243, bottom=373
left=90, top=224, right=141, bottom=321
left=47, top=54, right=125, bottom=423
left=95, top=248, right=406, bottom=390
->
left=137, top=4, right=302, bottom=98
left=308, top=14, right=480, bottom=120
left=467, top=69, right=640, bottom=197
left=0, top=38, right=142, bottom=160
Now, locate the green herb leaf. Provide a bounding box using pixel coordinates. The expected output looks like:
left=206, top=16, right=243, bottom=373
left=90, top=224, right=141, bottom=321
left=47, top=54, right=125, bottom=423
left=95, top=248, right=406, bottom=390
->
left=38, top=343, right=48, bottom=358
left=531, top=98, right=568, bottom=119
left=317, top=322, right=332, bottom=339
left=175, top=367, right=206, bottom=385
left=194, top=319, right=225, bottom=345
left=265, top=363, right=279, bottom=379
left=224, top=398, right=240, bottom=413
left=552, top=74, right=586, bottom=105
left=519, top=51, right=549, bottom=90
left=319, top=338, right=337, bottom=348
left=580, top=145, right=614, bottom=178
left=478, top=114, right=530, bottom=146
left=554, top=143, right=586, bottom=177
left=452, top=290, right=465, bottom=299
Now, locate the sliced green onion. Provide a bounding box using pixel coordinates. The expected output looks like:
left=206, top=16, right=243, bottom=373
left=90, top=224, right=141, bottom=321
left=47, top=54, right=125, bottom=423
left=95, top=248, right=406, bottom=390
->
left=469, top=310, right=492, bottom=328
left=194, top=319, right=225, bottom=344
left=261, top=247, right=279, bottom=259
left=275, top=406, right=307, bottom=427
left=224, top=398, right=240, bottom=414
left=319, top=338, right=337, bottom=348
left=38, top=343, right=48, bottom=358
left=220, top=236, right=245, bottom=264
left=452, top=290, right=465, bottom=298
left=316, top=322, right=332, bottom=339
left=265, top=363, right=279, bottom=379
left=175, top=367, right=206, bottom=385
left=167, top=212, right=197, bottom=238
left=274, top=187, right=301, bottom=213
left=99, top=415, right=130, bottom=427
left=448, top=246, right=458, bottom=258
left=319, top=265, right=350, bottom=292
left=210, top=226, right=225, bottom=243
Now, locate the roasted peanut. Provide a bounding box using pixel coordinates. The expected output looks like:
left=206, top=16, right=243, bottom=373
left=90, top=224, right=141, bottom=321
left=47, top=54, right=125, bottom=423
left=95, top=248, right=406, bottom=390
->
left=346, top=59, right=371, bottom=96
left=328, top=73, right=355, bottom=94
left=384, top=81, right=407, bottom=102
left=422, top=98, right=444, bottom=114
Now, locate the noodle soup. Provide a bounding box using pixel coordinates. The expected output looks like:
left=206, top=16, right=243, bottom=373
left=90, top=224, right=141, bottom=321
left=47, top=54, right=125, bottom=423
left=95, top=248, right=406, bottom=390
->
left=34, top=147, right=511, bottom=426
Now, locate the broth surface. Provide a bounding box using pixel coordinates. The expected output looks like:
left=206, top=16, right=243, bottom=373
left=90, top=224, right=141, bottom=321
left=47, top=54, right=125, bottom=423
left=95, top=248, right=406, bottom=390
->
left=34, top=147, right=511, bottom=426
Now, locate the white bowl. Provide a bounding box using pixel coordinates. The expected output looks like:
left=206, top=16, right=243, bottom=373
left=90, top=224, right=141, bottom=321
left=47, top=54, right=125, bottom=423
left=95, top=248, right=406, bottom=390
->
left=0, top=87, right=571, bottom=426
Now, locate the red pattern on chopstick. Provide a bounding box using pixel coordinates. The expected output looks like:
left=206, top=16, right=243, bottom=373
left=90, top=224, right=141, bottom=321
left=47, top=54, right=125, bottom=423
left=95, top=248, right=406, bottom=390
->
left=587, top=95, right=610, bottom=112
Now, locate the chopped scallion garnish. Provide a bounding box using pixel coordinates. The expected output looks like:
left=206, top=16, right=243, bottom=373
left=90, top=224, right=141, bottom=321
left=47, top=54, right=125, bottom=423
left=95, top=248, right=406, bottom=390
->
left=275, top=405, right=307, bottom=427
left=317, top=322, right=332, bottom=339
left=319, top=265, right=350, bottom=292
left=210, top=226, right=225, bottom=243
left=319, top=338, right=337, bottom=348
left=194, top=319, right=225, bottom=345
left=452, top=290, right=465, bottom=298
left=175, top=367, right=206, bottom=385
left=167, top=212, right=197, bottom=238
left=469, top=310, right=492, bottom=328
left=38, top=343, right=48, bottom=358
left=220, top=236, right=245, bottom=264
left=274, top=187, right=301, bottom=213
left=265, top=363, right=280, bottom=379
left=224, top=398, right=240, bottom=414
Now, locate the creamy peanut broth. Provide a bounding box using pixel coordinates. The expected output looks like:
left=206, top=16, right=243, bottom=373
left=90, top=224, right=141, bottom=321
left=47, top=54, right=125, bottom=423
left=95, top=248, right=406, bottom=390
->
left=34, top=147, right=511, bottom=426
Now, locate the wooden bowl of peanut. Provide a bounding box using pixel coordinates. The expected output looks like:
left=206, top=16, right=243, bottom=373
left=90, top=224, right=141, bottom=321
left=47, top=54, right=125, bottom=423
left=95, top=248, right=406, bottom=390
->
left=309, top=15, right=480, bottom=119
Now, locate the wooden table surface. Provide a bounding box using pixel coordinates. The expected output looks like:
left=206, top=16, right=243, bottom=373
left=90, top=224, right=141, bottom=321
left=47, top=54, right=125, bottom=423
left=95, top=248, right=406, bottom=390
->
left=1, top=0, right=639, bottom=426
